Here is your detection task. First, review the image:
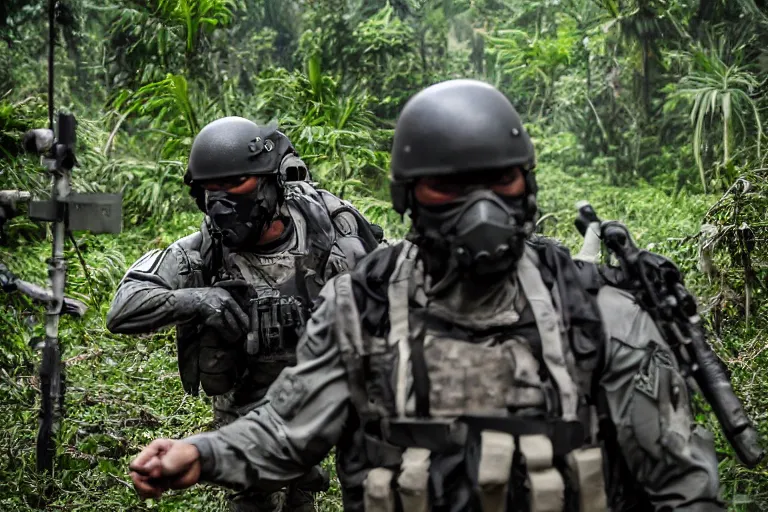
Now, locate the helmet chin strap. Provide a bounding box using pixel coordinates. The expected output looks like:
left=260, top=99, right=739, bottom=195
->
left=423, top=258, right=460, bottom=297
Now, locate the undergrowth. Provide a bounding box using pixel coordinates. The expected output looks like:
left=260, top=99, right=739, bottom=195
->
left=1, top=164, right=766, bottom=510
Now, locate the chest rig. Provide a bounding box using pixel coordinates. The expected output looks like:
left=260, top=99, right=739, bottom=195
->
left=335, top=240, right=607, bottom=512
left=197, top=183, right=358, bottom=397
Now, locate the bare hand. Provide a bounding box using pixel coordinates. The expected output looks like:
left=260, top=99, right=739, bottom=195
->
left=129, top=439, right=201, bottom=500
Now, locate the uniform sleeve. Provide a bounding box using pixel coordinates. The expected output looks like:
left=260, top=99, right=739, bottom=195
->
left=596, top=286, right=724, bottom=511
left=105, top=243, right=197, bottom=334
left=184, top=281, right=350, bottom=490
left=321, top=192, right=377, bottom=279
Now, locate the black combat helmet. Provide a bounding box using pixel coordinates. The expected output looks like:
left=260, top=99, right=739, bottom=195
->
left=390, top=79, right=537, bottom=215
left=186, top=116, right=295, bottom=184
left=391, top=79, right=540, bottom=281
left=184, top=117, right=309, bottom=213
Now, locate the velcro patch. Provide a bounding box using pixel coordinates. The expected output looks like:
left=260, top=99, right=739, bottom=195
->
left=634, top=341, right=674, bottom=400
left=270, top=373, right=308, bottom=421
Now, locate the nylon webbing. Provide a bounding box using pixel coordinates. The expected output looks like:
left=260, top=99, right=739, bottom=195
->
left=388, top=241, right=418, bottom=417
left=516, top=247, right=579, bottom=422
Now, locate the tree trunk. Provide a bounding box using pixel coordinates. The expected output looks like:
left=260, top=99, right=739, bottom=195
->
left=723, top=93, right=731, bottom=166
left=420, top=28, right=428, bottom=81
left=642, top=37, right=651, bottom=118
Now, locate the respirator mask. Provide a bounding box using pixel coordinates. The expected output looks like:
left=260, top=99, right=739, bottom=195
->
left=205, top=177, right=282, bottom=250
left=413, top=189, right=532, bottom=280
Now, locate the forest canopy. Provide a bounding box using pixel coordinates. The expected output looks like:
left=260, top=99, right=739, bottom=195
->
left=1, top=0, right=767, bottom=510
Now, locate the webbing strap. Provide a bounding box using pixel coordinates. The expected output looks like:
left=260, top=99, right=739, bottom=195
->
left=388, top=241, right=418, bottom=417
left=333, top=274, right=376, bottom=422
left=516, top=247, right=579, bottom=422
left=410, top=322, right=431, bottom=418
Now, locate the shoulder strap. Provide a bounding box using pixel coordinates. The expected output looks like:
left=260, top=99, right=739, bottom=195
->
left=286, top=184, right=336, bottom=247
left=517, top=246, right=580, bottom=422
left=530, top=238, right=606, bottom=401
left=334, top=272, right=388, bottom=424
left=387, top=240, right=419, bottom=417
left=201, top=217, right=226, bottom=285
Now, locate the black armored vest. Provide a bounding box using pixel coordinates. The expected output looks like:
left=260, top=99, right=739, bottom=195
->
left=333, top=238, right=607, bottom=512
left=190, top=182, right=377, bottom=397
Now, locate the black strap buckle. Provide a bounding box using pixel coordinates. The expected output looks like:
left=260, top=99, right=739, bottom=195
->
left=382, top=418, right=467, bottom=452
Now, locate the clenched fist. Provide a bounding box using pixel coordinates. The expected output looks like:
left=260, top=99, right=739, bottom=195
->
left=173, top=287, right=250, bottom=340
left=129, top=439, right=201, bottom=500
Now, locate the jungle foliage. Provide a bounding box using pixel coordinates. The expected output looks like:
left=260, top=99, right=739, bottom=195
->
left=1, top=0, right=767, bottom=510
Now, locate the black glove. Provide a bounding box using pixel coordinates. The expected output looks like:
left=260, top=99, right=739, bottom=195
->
left=173, top=287, right=250, bottom=340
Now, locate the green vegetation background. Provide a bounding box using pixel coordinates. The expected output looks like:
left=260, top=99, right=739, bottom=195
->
left=1, top=0, right=767, bottom=510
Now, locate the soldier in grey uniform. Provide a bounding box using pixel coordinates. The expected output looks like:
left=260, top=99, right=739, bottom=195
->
left=108, top=116, right=382, bottom=511
left=127, top=82, right=724, bottom=511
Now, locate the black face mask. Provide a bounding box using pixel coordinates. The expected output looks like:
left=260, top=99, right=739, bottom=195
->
left=205, top=178, right=281, bottom=249
left=413, top=189, right=532, bottom=281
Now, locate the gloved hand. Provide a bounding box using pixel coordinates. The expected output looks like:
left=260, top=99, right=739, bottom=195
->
left=173, top=287, right=250, bottom=340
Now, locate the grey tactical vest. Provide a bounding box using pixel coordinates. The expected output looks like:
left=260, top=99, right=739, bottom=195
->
left=333, top=239, right=608, bottom=512
left=181, top=181, right=379, bottom=397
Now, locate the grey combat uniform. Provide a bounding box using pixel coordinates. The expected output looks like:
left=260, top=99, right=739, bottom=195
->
left=108, top=181, right=380, bottom=510
left=184, top=238, right=723, bottom=512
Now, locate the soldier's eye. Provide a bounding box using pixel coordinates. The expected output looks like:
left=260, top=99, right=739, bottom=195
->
left=430, top=183, right=463, bottom=195
left=497, top=171, right=518, bottom=184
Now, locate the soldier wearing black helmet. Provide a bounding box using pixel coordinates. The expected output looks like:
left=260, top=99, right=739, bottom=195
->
left=108, top=116, right=384, bottom=512
left=127, top=82, right=723, bottom=511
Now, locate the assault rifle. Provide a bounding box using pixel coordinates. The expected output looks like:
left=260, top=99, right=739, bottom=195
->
left=573, top=201, right=764, bottom=468
left=1, top=0, right=124, bottom=474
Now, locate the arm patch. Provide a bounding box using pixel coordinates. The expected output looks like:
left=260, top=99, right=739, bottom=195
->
left=270, top=373, right=309, bottom=421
